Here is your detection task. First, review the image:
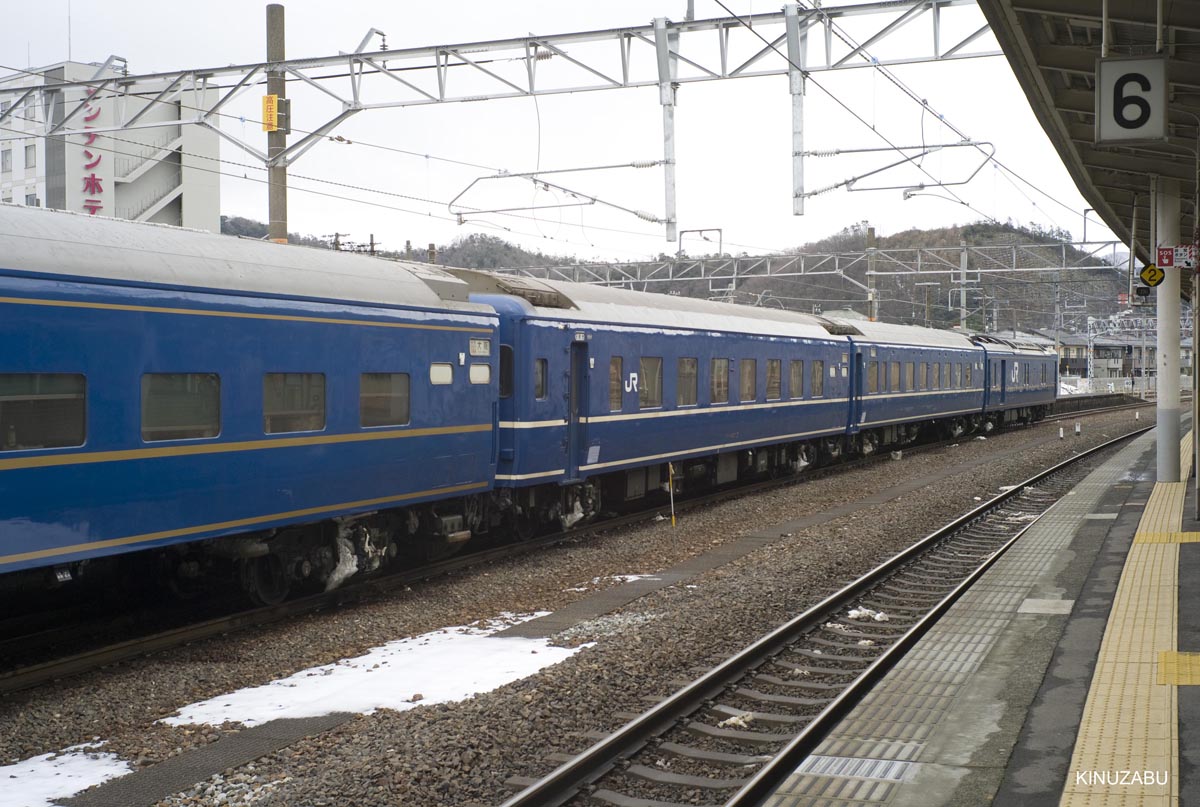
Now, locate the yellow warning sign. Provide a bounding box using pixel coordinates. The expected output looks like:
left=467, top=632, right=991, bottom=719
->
left=1140, top=264, right=1165, bottom=287
left=262, top=95, right=279, bottom=132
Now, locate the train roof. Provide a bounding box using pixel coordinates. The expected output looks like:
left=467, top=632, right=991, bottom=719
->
left=451, top=269, right=988, bottom=347
left=0, top=205, right=487, bottom=313
left=837, top=318, right=980, bottom=350
left=971, top=334, right=1057, bottom=355
left=450, top=269, right=849, bottom=341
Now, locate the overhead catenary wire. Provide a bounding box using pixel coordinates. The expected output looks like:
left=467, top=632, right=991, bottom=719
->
left=794, top=1, right=1109, bottom=236
left=709, top=0, right=1000, bottom=226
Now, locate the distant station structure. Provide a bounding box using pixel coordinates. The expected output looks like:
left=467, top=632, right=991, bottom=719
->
left=0, top=59, right=220, bottom=232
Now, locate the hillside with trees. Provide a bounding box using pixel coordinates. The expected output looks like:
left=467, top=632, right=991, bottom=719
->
left=219, top=215, right=1127, bottom=333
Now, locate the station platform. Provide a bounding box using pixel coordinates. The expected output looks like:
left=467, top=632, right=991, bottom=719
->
left=766, top=429, right=1199, bottom=807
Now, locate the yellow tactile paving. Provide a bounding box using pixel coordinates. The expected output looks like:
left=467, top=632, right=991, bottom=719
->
left=1058, top=432, right=1191, bottom=807
left=1158, top=652, right=1200, bottom=685
left=1134, top=532, right=1200, bottom=544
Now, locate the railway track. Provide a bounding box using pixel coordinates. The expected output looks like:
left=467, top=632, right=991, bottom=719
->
left=498, top=426, right=1147, bottom=807
left=0, top=398, right=1147, bottom=697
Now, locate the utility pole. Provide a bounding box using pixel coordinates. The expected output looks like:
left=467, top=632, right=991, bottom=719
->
left=915, top=281, right=938, bottom=329
left=266, top=4, right=287, bottom=243
left=368, top=234, right=377, bottom=256
left=866, top=226, right=878, bottom=321
left=959, top=241, right=968, bottom=330
left=427, top=243, right=437, bottom=264
left=327, top=232, right=348, bottom=251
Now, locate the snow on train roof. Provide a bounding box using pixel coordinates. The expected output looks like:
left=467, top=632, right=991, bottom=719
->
left=452, top=269, right=842, bottom=340
left=0, top=205, right=484, bottom=313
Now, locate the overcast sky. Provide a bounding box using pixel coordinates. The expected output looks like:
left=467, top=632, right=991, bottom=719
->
left=1, top=0, right=1123, bottom=261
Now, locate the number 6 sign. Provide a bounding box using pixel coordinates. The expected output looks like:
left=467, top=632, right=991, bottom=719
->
left=1096, top=57, right=1167, bottom=143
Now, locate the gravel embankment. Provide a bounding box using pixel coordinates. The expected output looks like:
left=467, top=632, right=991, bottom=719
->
left=0, top=407, right=1150, bottom=807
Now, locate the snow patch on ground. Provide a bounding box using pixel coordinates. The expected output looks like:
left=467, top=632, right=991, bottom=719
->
left=162, top=612, right=584, bottom=727
left=0, top=745, right=131, bottom=807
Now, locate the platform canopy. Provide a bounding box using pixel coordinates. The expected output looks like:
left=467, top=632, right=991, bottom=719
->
left=977, top=0, right=1200, bottom=299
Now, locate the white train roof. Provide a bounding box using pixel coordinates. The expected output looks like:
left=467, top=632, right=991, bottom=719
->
left=0, top=205, right=486, bottom=314
left=452, top=269, right=992, bottom=347
left=451, top=269, right=848, bottom=341
left=836, top=318, right=980, bottom=350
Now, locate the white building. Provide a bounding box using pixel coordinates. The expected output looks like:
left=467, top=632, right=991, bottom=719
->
left=0, top=60, right=219, bottom=232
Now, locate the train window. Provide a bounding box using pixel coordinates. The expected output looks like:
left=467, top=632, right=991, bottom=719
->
left=360, top=373, right=410, bottom=427
left=0, top=373, right=86, bottom=451
left=609, top=357, right=623, bottom=412
left=499, top=346, right=514, bottom=399
left=534, top=359, right=548, bottom=400
left=712, top=358, right=730, bottom=403
left=469, top=364, right=491, bottom=385
left=931, top=363, right=940, bottom=390
left=143, top=373, right=220, bottom=441
left=789, top=360, right=804, bottom=399
left=740, top=359, right=757, bottom=402
left=905, top=362, right=914, bottom=391
left=867, top=361, right=879, bottom=394
left=965, top=363, right=973, bottom=387
left=639, top=357, right=663, bottom=409
left=918, top=363, right=927, bottom=390
left=890, top=362, right=900, bottom=392
left=811, top=360, right=825, bottom=397
left=944, top=363, right=952, bottom=388
left=678, top=358, right=698, bottom=406
left=263, top=373, right=325, bottom=434
left=766, top=360, right=781, bottom=401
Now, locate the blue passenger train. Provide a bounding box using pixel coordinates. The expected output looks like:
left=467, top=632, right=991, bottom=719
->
left=0, top=207, right=1056, bottom=602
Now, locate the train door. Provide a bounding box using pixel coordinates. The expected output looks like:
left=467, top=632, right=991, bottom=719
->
left=565, top=340, right=589, bottom=480
left=999, top=359, right=1008, bottom=405
left=850, top=348, right=865, bottom=431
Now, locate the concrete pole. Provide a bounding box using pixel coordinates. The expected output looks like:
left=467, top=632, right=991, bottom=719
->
left=1157, top=176, right=1181, bottom=481
left=866, top=226, right=877, bottom=321
left=785, top=4, right=806, bottom=216
left=959, top=240, right=968, bottom=330
left=267, top=4, right=287, bottom=244
left=654, top=18, right=677, bottom=242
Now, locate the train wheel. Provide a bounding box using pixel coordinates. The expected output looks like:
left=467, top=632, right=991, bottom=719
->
left=239, top=554, right=290, bottom=606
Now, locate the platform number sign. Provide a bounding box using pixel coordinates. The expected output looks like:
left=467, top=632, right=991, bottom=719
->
left=1096, top=57, right=1167, bottom=143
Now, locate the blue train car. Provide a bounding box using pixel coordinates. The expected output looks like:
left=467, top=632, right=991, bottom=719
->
left=974, top=335, right=1057, bottom=422
left=0, top=207, right=498, bottom=601
left=844, top=320, right=986, bottom=443
left=448, top=271, right=1050, bottom=533
left=448, top=270, right=857, bottom=530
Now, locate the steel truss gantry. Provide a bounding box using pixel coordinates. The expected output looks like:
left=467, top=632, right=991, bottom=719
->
left=0, top=0, right=998, bottom=240
left=487, top=237, right=1127, bottom=296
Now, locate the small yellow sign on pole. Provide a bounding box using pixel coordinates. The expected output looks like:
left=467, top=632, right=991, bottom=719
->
left=262, top=95, right=279, bottom=132
left=1140, top=264, right=1165, bottom=287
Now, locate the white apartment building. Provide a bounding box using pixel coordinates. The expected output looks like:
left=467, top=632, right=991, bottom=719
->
left=0, top=60, right=219, bottom=232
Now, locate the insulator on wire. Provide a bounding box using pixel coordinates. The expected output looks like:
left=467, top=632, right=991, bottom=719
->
left=633, top=210, right=662, bottom=223
left=630, top=160, right=660, bottom=169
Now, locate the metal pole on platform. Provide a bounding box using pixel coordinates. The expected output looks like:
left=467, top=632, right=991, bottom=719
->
left=1157, top=176, right=1181, bottom=482
left=266, top=3, right=287, bottom=244
left=654, top=17, right=678, bottom=243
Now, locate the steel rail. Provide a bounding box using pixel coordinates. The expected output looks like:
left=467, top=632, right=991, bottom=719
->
left=499, top=425, right=1150, bottom=807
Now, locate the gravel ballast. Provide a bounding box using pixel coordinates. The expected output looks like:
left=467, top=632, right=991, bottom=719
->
left=0, top=408, right=1151, bottom=806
